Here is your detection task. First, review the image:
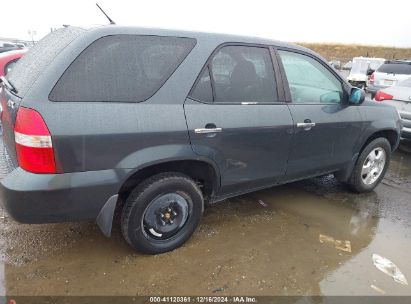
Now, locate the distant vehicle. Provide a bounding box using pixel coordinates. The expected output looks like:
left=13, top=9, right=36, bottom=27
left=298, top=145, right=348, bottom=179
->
left=367, top=60, right=411, bottom=99
left=375, top=77, right=411, bottom=139
left=0, top=49, right=26, bottom=77
left=0, top=26, right=401, bottom=254
left=329, top=60, right=341, bottom=70
left=347, top=57, right=385, bottom=89
left=342, top=61, right=352, bottom=70
left=0, top=41, right=22, bottom=54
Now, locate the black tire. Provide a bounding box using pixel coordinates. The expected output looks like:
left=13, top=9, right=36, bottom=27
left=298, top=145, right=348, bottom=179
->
left=347, top=138, right=391, bottom=193
left=371, top=93, right=376, bottom=100
left=121, top=172, right=203, bottom=254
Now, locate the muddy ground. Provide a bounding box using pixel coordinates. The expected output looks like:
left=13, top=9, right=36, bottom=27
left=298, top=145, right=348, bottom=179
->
left=1, top=141, right=411, bottom=297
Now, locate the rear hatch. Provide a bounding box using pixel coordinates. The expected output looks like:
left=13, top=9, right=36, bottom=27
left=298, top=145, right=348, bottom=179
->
left=374, top=62, right=411, bottom=87
left=0, top=27, right=85, bottom=168
left=0, top=84, right=21, bottom=168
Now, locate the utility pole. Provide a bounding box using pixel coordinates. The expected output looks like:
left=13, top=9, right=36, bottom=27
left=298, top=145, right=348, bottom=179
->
left=28, top=30, right=37, bottom=44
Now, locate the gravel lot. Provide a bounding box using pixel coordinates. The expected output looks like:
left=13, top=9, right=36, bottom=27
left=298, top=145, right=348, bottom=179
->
left=1, top=139, right=411, bottom=297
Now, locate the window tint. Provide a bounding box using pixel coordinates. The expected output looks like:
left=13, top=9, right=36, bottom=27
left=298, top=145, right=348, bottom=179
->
left=7, top=27, right=85, bottom=97
left=209, top=45, right=278, bottom=103
left=278, top=50, right=343, bottom=104
left=377, top=63, right=411, bottom=75
left=190, top=67, right=213, bottom=102
left=50, top=35, right=196, bottom=102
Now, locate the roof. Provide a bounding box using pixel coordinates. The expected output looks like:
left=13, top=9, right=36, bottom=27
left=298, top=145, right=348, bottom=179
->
left=85, top=25, right=315, bottom=54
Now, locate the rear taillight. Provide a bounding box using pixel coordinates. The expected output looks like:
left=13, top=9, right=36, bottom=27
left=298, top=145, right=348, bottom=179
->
left=375, top=91, right=393, bottom=102
left=14, top=107, right=56, bottom=173
left=369, top=72, right=375, bottom=84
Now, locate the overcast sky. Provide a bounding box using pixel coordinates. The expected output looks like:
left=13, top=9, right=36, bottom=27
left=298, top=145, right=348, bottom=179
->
left=1, top=0, right=411, bottom=47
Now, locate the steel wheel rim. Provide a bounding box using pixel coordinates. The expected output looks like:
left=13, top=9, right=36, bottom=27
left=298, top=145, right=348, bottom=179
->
left=141, top=192, right=190, bottom=241
left=361, top=147, right=386, bottom=185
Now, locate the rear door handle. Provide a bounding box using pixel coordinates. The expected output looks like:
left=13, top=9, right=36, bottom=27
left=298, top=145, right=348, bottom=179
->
left=194, top=127, right=223, bottom=134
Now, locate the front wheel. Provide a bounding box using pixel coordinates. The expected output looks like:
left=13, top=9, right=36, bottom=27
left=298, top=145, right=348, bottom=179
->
left=121, top=173, right=203, bottom=254
left=347, top=138, right=391, bottom=193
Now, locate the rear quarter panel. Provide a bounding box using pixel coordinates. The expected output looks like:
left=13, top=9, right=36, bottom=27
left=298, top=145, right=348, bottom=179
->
left=17, top=27, right=224, bottom=174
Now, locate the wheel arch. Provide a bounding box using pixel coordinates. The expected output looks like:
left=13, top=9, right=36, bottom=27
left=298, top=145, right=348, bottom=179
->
left=118, top=158, right=221, bottom=206
left=359, top=129, right=399, bottom=154
left=336, top=128, right=399, bottom=182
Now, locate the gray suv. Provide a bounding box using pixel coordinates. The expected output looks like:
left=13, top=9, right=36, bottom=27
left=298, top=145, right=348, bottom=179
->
left=0, top=26, right=402, bottom=254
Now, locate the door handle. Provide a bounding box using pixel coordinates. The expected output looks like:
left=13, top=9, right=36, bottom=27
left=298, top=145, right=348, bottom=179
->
left=296, top=122, right=316, bottom=128
left=297, top=121, right=316, bottom=131
left=194, top=127, right=223, bottom=134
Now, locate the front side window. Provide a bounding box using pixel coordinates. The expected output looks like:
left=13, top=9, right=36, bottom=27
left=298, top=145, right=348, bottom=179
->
left=50, top=35, right=196, bottom=102
left=190, top=45, right=278, bottom=103
left=278, top=50, right=343, bottom=104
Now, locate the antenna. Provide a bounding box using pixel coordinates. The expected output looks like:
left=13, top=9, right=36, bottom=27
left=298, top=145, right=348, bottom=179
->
left=96, top=3, right=116, bottom=25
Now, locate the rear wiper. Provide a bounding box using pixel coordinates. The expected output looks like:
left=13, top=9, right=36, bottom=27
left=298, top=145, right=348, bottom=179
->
left=0, top=76, right=18, bottom=94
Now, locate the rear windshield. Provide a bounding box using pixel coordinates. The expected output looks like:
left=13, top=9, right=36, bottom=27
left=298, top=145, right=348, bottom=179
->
left=6, top=27, right=85, bottom=97
left=49, top=35, right=196, bottom=102
left=377, top=63, right=411, bottom=75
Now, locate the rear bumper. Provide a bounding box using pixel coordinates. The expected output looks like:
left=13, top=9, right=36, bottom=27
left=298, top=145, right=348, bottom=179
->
left=366, top=84, right=389, bottom=94
left=0, top=167, right=131, bottom=224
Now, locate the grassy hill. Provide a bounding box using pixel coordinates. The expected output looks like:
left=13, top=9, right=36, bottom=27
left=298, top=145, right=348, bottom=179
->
left=298, top=43, right=411, bottom=63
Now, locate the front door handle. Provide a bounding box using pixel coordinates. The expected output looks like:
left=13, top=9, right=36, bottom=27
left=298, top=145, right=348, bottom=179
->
left=297, top=121, right=316, bottom=131
left=194, top=127, right=223, bottom=134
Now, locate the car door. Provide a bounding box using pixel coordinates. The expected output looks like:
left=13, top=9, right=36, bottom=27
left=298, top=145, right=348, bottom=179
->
left=276, top=49, right=363, bottom=180
left=184, top=44, right=294, bottom=196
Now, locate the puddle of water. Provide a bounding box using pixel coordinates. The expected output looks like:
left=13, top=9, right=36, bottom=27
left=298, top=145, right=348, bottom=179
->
left=0, top=185, right=381, bottom=296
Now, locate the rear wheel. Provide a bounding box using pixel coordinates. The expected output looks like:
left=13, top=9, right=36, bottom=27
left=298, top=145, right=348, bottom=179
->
left=121, top=173, right=203, bottom=254
left=347, top=138, right=391, bottom=193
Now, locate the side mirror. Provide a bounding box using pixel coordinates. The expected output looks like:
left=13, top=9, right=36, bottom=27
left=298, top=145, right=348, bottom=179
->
left=349, top=87, right=365, bottom=104
left=366, top=68, right=375, bottom=76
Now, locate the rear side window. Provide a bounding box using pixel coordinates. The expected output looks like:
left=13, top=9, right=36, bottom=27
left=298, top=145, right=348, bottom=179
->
left=190, top=45, right=278, bottom=103
left=50, top=35, right=196, bottom=102
left=377, top=63, right=411, bottom=75
left=7, top=27, right=85, bottom=97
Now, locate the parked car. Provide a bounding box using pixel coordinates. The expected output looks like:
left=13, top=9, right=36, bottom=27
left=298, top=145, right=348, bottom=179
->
left=375, top=77, right=411, bottom=139
left=367, top=60, right=411, bottom=99
left=0, top=41, right=21, bottom=54
left=342, top=61, right=352, bottom=71
left=0, top=26, right=401, bottom=254
left=329, top=60, right=341, bottom=70
left=347, top=57, right=385, bottom=89
left=0, top=49, right=26, bottom=77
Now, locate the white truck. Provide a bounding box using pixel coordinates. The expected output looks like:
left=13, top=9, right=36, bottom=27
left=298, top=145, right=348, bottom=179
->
left=347, top=57, right=386, bottom=89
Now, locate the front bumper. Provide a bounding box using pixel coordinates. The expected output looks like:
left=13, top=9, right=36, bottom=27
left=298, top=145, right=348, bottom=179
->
left=402, top=127, right=411, bottom=139
left=0, top=167, right=131, bottom=224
